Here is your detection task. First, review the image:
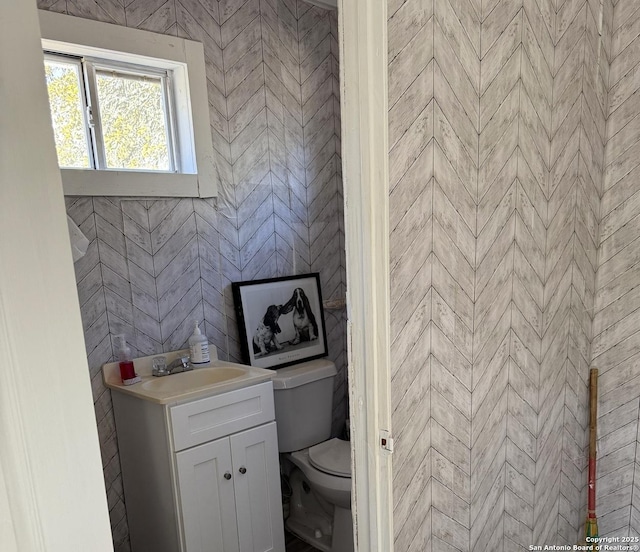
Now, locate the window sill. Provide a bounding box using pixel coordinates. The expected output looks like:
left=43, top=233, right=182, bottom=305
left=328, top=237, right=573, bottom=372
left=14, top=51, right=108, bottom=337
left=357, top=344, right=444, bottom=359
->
left=60, top=169, right=207, bottom=197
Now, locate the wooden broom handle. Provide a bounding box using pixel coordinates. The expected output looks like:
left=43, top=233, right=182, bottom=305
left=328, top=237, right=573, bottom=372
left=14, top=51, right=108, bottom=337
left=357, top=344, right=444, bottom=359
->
left=589, top=368, right=598, bottom=459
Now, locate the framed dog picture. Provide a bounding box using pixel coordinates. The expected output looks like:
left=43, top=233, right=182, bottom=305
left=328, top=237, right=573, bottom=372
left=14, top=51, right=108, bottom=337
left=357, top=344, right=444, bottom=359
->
left=232, top=273, right=328, bottom=369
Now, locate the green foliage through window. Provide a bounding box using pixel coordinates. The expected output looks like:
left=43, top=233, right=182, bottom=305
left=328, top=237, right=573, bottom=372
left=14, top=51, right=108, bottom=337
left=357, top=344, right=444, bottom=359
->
left=43, top=53, right=175, bottom=173
left=44, top=58, right=90, bottom=168
left=96, top=72, right=171, bottom=171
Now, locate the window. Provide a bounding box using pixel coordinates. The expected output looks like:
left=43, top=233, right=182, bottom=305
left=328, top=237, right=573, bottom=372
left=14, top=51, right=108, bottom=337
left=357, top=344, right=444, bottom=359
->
left=44, top=53, right=176, bottom=172
left=43, top=55, right=91, bottom=169
left=39, top=10, right=217, bottom=198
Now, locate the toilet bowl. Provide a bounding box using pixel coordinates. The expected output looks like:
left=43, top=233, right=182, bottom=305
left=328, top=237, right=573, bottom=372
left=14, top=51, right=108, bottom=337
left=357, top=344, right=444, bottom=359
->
left=287, top=439, right=353, bottom=552
left=271, top=360, right=354, bottom=552
left=291, top=439, right=351, bottom=508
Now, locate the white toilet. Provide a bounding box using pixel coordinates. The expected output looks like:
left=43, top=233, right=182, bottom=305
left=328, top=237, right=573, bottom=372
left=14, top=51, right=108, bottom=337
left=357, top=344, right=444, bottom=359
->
left=272, top=359, right=353, bottom=552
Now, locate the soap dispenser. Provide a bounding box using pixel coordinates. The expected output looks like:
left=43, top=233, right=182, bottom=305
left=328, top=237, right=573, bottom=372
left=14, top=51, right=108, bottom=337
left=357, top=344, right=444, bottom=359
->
left=116, top=334, right=140, bottom=385
left=189, top=321, right=210, bottom=364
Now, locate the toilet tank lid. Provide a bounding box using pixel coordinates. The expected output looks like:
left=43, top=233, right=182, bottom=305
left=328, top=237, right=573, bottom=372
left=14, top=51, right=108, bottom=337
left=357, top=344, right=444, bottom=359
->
left=271, top=358, right=337, bottom=389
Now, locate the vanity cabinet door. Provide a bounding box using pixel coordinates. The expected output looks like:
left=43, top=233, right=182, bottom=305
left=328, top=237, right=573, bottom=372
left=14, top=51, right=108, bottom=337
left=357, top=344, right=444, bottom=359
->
left=230, top=422, right=285, bottom=552
left=176, top=437, right=240, bottom=552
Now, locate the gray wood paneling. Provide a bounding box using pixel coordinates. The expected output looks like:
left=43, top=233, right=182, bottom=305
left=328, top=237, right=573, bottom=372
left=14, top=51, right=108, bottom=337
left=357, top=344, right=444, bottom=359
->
left=389, top=0, right=611, bottom=549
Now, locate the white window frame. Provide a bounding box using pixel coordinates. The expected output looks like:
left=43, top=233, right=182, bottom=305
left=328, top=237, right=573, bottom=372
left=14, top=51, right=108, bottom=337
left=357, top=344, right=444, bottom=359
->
left=44, top=52, right=179, bottom=173
left=39, top=10, right=217, bottom=198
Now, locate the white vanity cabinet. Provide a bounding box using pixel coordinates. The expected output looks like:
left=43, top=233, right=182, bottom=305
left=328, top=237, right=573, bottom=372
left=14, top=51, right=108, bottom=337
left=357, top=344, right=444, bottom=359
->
left=176, top=422, right=280, bottom=552
left=111, top=380, right=285, bottom=552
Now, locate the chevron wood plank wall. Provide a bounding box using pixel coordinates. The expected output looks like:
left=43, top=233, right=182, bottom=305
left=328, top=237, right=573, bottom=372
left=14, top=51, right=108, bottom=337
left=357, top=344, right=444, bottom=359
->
left=389, top=0, right=611, bottom=549
left=549, top=0, right=609, bottom=544
left=43, top=1, right=346, bottom=550
left=592, top=0, right=640, bottom=539
left=388, top=0, right=435, bottom=547
left=431, top=0, right=477, bottom=550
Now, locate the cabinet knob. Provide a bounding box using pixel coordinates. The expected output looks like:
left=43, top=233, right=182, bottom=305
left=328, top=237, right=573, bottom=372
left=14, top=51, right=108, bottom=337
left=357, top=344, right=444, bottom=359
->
left=224, top=472, right=232, bottom=480
left=239, top=466, right=247, bottom=474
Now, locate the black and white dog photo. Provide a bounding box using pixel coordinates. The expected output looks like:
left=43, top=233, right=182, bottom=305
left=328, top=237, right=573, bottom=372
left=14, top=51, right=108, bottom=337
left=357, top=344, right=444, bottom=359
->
left=281, top=288, right=318, bottom=345
left=233, top=273, right=328, bottom=369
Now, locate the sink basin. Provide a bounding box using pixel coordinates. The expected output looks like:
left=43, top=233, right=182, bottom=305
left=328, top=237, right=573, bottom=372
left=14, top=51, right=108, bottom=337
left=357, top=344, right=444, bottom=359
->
left=141, top=367, right=246, bottom=394
left=103, top=352, right=274, bottom=404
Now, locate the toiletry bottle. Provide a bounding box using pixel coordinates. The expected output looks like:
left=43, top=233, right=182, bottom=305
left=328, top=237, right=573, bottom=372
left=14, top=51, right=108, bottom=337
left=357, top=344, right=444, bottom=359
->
left=116, top=334, right=140, bottom=385
left=189, top=321, right=210, bottom=364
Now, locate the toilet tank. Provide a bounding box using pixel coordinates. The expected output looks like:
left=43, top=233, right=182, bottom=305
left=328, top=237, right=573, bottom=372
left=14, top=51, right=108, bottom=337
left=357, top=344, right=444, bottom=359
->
left=272, top=359, right=337, bottom=452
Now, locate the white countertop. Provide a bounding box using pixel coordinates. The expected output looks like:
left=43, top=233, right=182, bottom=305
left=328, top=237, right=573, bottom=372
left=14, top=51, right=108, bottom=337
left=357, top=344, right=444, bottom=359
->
left=102, top=349, right=274, bottom=405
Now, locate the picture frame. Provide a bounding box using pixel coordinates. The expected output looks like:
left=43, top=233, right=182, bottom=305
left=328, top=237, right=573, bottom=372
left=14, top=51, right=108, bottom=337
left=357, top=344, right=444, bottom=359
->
left=232, top=273, right=328, bottom=369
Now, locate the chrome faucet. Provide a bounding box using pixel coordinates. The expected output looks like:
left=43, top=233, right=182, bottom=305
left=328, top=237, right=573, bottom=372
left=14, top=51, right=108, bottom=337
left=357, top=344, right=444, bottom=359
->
left=153, top=355, right=193, bottom=377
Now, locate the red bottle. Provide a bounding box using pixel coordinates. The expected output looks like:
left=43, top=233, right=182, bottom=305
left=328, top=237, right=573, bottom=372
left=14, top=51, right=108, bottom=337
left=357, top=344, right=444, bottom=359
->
left=116, top=334, right=140, bottom=385
left=119, top=360, right=136, bottom=381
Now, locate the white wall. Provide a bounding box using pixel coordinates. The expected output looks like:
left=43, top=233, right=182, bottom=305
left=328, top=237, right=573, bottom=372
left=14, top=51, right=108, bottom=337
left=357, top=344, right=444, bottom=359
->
left=0, top=462, right=18, bottom=552
left=0, top=0, right=113, bottom=550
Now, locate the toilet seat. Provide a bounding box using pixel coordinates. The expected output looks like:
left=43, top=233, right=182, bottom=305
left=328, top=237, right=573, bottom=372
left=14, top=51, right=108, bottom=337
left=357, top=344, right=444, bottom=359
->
left=308, top=438, right=351, bottom=478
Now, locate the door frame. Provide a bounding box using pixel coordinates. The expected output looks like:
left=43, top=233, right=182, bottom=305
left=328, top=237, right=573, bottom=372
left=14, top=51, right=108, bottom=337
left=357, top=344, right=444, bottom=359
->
left=338, top=1, right=394, bottom=551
